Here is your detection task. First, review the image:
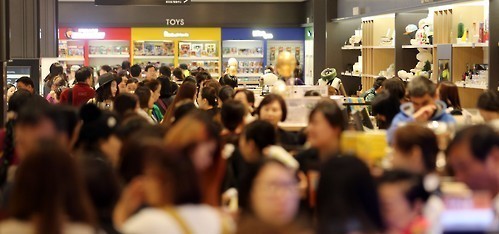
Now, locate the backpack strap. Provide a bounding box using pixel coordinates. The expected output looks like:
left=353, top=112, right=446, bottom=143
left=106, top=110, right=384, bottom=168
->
left=157, top=98, right=168, bottom=113
left=163, top=207, right=192, bottom=234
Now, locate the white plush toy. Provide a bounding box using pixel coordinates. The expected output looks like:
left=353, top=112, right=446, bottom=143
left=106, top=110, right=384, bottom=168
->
left=398, top=49, right=433, bottom=81
left=410, top=17, right=432, bottom=45
left=411, top=48, right=432, bottom=73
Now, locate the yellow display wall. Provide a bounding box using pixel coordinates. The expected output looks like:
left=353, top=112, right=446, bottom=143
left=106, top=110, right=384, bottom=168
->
left=131, top=27, right=222, bottom=76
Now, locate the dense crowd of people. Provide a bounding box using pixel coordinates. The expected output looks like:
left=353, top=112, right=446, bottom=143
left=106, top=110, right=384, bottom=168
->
left=0, top=61, right=498, bottom=234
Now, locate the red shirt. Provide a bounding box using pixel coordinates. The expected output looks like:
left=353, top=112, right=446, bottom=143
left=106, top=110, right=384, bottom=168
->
left=59, top=83, right=95, bottom=107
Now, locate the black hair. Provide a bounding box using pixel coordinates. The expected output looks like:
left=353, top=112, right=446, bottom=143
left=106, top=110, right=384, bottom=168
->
left=44, top=62, right=64, bottom=88
left=126, top=78, right=139, bottom=85
left=157, top=77, right=176, bottom=99
left=115, top=115, right=151, bottom=142
left=317, top=156, right=385, bottom=233
left=46, top=105, right=79, bottom=142
left=174, top=101, right=197, bottom=123
left=447, top=125, right=499, bottom=162
left=373, top=76, right=387, bottom=90
left=183, top=76, right=196, bottom=84
left=242, top=120, right=277, bottom=152
left=477, top=90, right=499, bottom=112
left=16, top=76, right=34, bottom=89
left=95, top=81, right=115, bottom=102
left=257, top=94, right=287, bottom=122
left=377, top=170, right=430, bottom=206
left=76, top=104, right=119, bottom=150
left=394, top=124, right=439, bottom=173
left=117, top=70, right=129, bottom=80
left=179, top=64, right=189, bottom=70
left=134, top=86, right=152, bottom=109
left=407, top=76, right=436, bottom=97
left=76, top=67, right=92, bottom=83
left=121, top=61, right=131, bottom=71
left=309, top=99, right=347, bottom=132
left=372, top=91, right=401, bottom=129
left=173, top=68, right=184, bottom=80
left=16, top=96, right=51, bottom=126
left=8, top=89, right=32, bottom=113
left=144, top=79, right=161, bottom=93
left=80, top=155, right=121, bottom=227
left=219, top=86, right=235, bottom=103
left=145, top=64, right=157, bottom=72
left=383, top=77, right=406, bottom=100
left=100, top=65, right=112, bottom=73
left=221, top=100, right=246, bottom=132
left=195, top=71, right=212, bottom=87
left=159, top=65, right=171, bottom=77
left=114, top=93, right=138, bottom=118
left=200, top=86, right=218, bottom=107
left=130, top=64, right=142, bottom=78
left=235, top=89, right=256, bottom=108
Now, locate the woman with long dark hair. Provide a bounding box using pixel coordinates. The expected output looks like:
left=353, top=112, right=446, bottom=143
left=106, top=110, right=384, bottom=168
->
left=43, top=62, right=64, bottom=96
left=90, top=73, right=118, bottom=111
left=437, top=81, right=462, bottom=115
left=317, top=156, right=385, bottom=234
left=114, top=141, right=233, bottom=233
left=162, top=80, right=197, bottom=125
left=0, top=143, right=96, bottom=234
left=144, top=80, right=163, bottom=122
left=164, top=111, right=224, bottom=206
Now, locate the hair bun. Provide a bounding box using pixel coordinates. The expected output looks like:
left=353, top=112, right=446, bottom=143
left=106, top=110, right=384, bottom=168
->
left=80, top=104, right=102, bottom=123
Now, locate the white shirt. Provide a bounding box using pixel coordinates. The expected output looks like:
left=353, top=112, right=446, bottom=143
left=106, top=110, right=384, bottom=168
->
left=0, top=219, right=94, bottom=234
left=122, top=205, right=231, bottom=234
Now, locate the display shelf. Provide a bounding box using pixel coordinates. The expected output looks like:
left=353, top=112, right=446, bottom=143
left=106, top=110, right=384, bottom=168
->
left=363, top=45, right=395, bottom=49
left=239, top=73, right=263, bottom=77
left=454, top=82, right=487, bottom=90
left=452, top=43, right=489, bottom=48
left=57, top=57, right=85, bottom=62
left=222, top=54, right=264, bottom=58
left=89, top=54, right=130, bottom=58
left=341, top=72, right=362, bottom=77
left=341, top=45, right=362, bottom=50
left=133, top=56, right=174, bottom=59
left=402, top=44, right=434, bottom=49
left=178, top=57, right=219, bottom=60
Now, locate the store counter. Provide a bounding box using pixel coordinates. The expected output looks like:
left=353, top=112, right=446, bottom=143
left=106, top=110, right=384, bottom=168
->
left=278, top=122, right=307, bottom=132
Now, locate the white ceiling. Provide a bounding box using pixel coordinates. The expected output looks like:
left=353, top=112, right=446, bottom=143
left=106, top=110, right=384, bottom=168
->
left=59, top=0, right=306, bottom=2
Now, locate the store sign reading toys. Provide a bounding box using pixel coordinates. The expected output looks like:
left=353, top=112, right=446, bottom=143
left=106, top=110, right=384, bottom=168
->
left=95, top=0, right=191, bottom=5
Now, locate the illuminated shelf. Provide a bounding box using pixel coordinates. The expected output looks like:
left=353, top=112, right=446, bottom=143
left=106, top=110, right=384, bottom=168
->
left=57, top=57, right=85, bottom=61
left=239, top=73, right=263, bottom=77
left=341, top=45, right=362, bottom=50
left=133, top=56, right=174, bottom=59
left=402, top=44, right=434, bottom=49
left=178, top=57, right=220, bottom=60
left=452, top=43, right=488, bottom=48
left=89, top=54, right=130, bottom=58
left=222, top=55, right=264, bottom=58
left=341, top=72, right=362, bottom=77
left=364, top=45, right=395, bottom=49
